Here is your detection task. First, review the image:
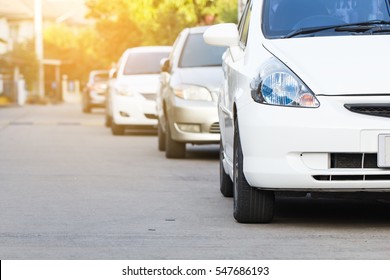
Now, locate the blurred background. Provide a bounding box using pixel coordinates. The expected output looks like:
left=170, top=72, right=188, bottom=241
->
left=0, top=0, right=241, bottom=106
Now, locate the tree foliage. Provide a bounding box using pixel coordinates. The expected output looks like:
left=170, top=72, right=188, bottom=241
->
left=5, top=40, right=38, bottom=90
left=86, top=0, right=238, bottom=60
left=44, top=24, right=107, bottom=81
left=43, top=0, right=237, bottom=83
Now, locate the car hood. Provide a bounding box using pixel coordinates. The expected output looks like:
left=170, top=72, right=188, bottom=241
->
left=117, top=74, right=160, bottom=93
left=263, top=35, right=390, bottom=95
left=173, top=67, right=223, bottom=92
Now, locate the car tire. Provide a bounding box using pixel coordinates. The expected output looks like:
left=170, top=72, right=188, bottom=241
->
left=105, top=113, right=112, bottom=127
left=165, top=122, right=185, bottom=159
left=220, top=140, right=233, bottom=197
left=158, top=121, right=166, bottom=151
left=82, top=95, right=91, bottom=113
left=233, top=118, right=275, bottom=223
left=111, top=121, right=125, bottom=136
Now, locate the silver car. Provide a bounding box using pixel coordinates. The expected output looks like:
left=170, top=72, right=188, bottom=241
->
left=82, top=70, right=109, bottom=113
left=157, top=26, right=226, bottom=158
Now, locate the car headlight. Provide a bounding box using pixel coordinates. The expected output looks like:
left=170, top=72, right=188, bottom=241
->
left=174, top=85, right=212, bottom=101
left=116, top=86, right=135, bottom=97
left=250, top=57, right=319, bottom=108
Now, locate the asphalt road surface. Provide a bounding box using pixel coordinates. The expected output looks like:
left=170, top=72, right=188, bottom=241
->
left=1, top=102, right=390, bottom=259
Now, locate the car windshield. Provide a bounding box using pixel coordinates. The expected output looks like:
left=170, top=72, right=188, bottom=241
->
left=124, top=52, right=169, bottom=75
left=93, top=73, right=108, bottom=82
left=179, top=33, right=226, bottom=68
left=263, top=0, right=390, bottom=38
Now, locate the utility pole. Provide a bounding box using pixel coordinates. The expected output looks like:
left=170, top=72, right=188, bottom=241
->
left=34, top=0, right=45, bottom=98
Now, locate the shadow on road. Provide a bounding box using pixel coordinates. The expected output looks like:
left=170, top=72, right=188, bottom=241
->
left=185, top=144, right=219, bottom=160
left=82, top=106, right=105, bottom=116
left=124, top=129, right=157, bottom=136
left=274, top=196, right=390, bottom=225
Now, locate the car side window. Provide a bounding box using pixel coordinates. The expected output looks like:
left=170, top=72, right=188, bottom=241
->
left=238, top=2, right=249, bottom=34
left=239, top=0, right=252, bottom=48
left=168, top=33, right=183, bottom=72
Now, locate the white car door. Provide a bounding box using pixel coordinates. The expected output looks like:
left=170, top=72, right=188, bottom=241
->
left=222, top=0, right=253, bottom=169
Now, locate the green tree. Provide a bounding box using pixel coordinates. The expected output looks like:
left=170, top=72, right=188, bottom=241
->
left=215, top=0, right=238, bottom=23
left=44, top=24, right=108, bottom=82
left=6, top=40, right=38, bottom=90
left=42, top=0, right=238, bottom=86
left=86, top=0, right=144, bottom=62
left=86, top=0, right=237, bottom=56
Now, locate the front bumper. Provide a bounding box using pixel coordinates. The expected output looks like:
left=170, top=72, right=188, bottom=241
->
left=89, top=90, right=106, bottom=106
left=239, top=95, right=390, bottom=191
left=112, top=95, right=157, bottom=126
left=168, top=97, right=220, bottom=144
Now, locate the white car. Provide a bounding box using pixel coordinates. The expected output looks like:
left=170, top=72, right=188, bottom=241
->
left=204, top=0, right=390, bottom=223
left=106, top=46, right=171, bottom=135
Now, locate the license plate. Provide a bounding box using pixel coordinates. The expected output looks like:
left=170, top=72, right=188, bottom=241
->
left=378, top=134, right=390, bottom=168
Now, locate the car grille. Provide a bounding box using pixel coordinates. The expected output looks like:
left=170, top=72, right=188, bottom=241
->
left=345, top=104, right=390, bottom=118
left=331, top=153, right=378, bottom=169
left=209, top=122, right=220, bottom=134
left=312, top=153, right=390, bottom=181
left=313, top=175, right=390, bottom=181
left=141, top=93, right=157, bottom=101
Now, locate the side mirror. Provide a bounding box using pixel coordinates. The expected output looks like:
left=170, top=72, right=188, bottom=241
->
left=203, top=23, right=239, bottom=47
left=160, top=58, right=170, bottom=72
left=109, top=68, right=117, bottom=79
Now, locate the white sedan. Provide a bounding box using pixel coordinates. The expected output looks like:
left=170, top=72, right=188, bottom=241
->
left=204, top=0, right=390, bottom=223
left=106, top=46, right=171, bottom=135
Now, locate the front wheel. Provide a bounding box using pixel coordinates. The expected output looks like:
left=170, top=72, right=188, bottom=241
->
left=165, top=122, right=186, bottom=159
left=233, top=118, right=275, bottom=223
left=82, top=94, right=91, bottom=113
left=158, top=121, right=166, bottom=151
left=111, top=121, right=125, bottom=135
left=220, top=141, right=233, bottom=197
left=105, top=113, right=112, bottom=127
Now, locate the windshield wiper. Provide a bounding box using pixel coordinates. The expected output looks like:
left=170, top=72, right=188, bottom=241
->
left=335, top=20, right=390, bottom=31
left=370, top=27, right=390, bottom=34
left=284, top=20, right=390, bottom=38
left=284, top=25, right=340, bottom=38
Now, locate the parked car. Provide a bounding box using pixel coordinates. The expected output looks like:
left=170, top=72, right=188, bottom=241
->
left=157, top=26, right=226, bottom=158
left=82, top=70, right=109, bottom=113
left=106, top=46, right=171, bottom=135
left=204, top=0, right=390, bottom=223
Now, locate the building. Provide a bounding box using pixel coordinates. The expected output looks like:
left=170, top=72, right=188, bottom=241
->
left=0, top=1, right=33, bottom=52
left=0, top=0, right=32, bottom=104
left=0, top=0, right=91, bottom=103
left=20, top=0, right=91, bottom=26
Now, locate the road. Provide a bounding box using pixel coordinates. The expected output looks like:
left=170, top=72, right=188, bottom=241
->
left=1, top=102, right=390, bottom=259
